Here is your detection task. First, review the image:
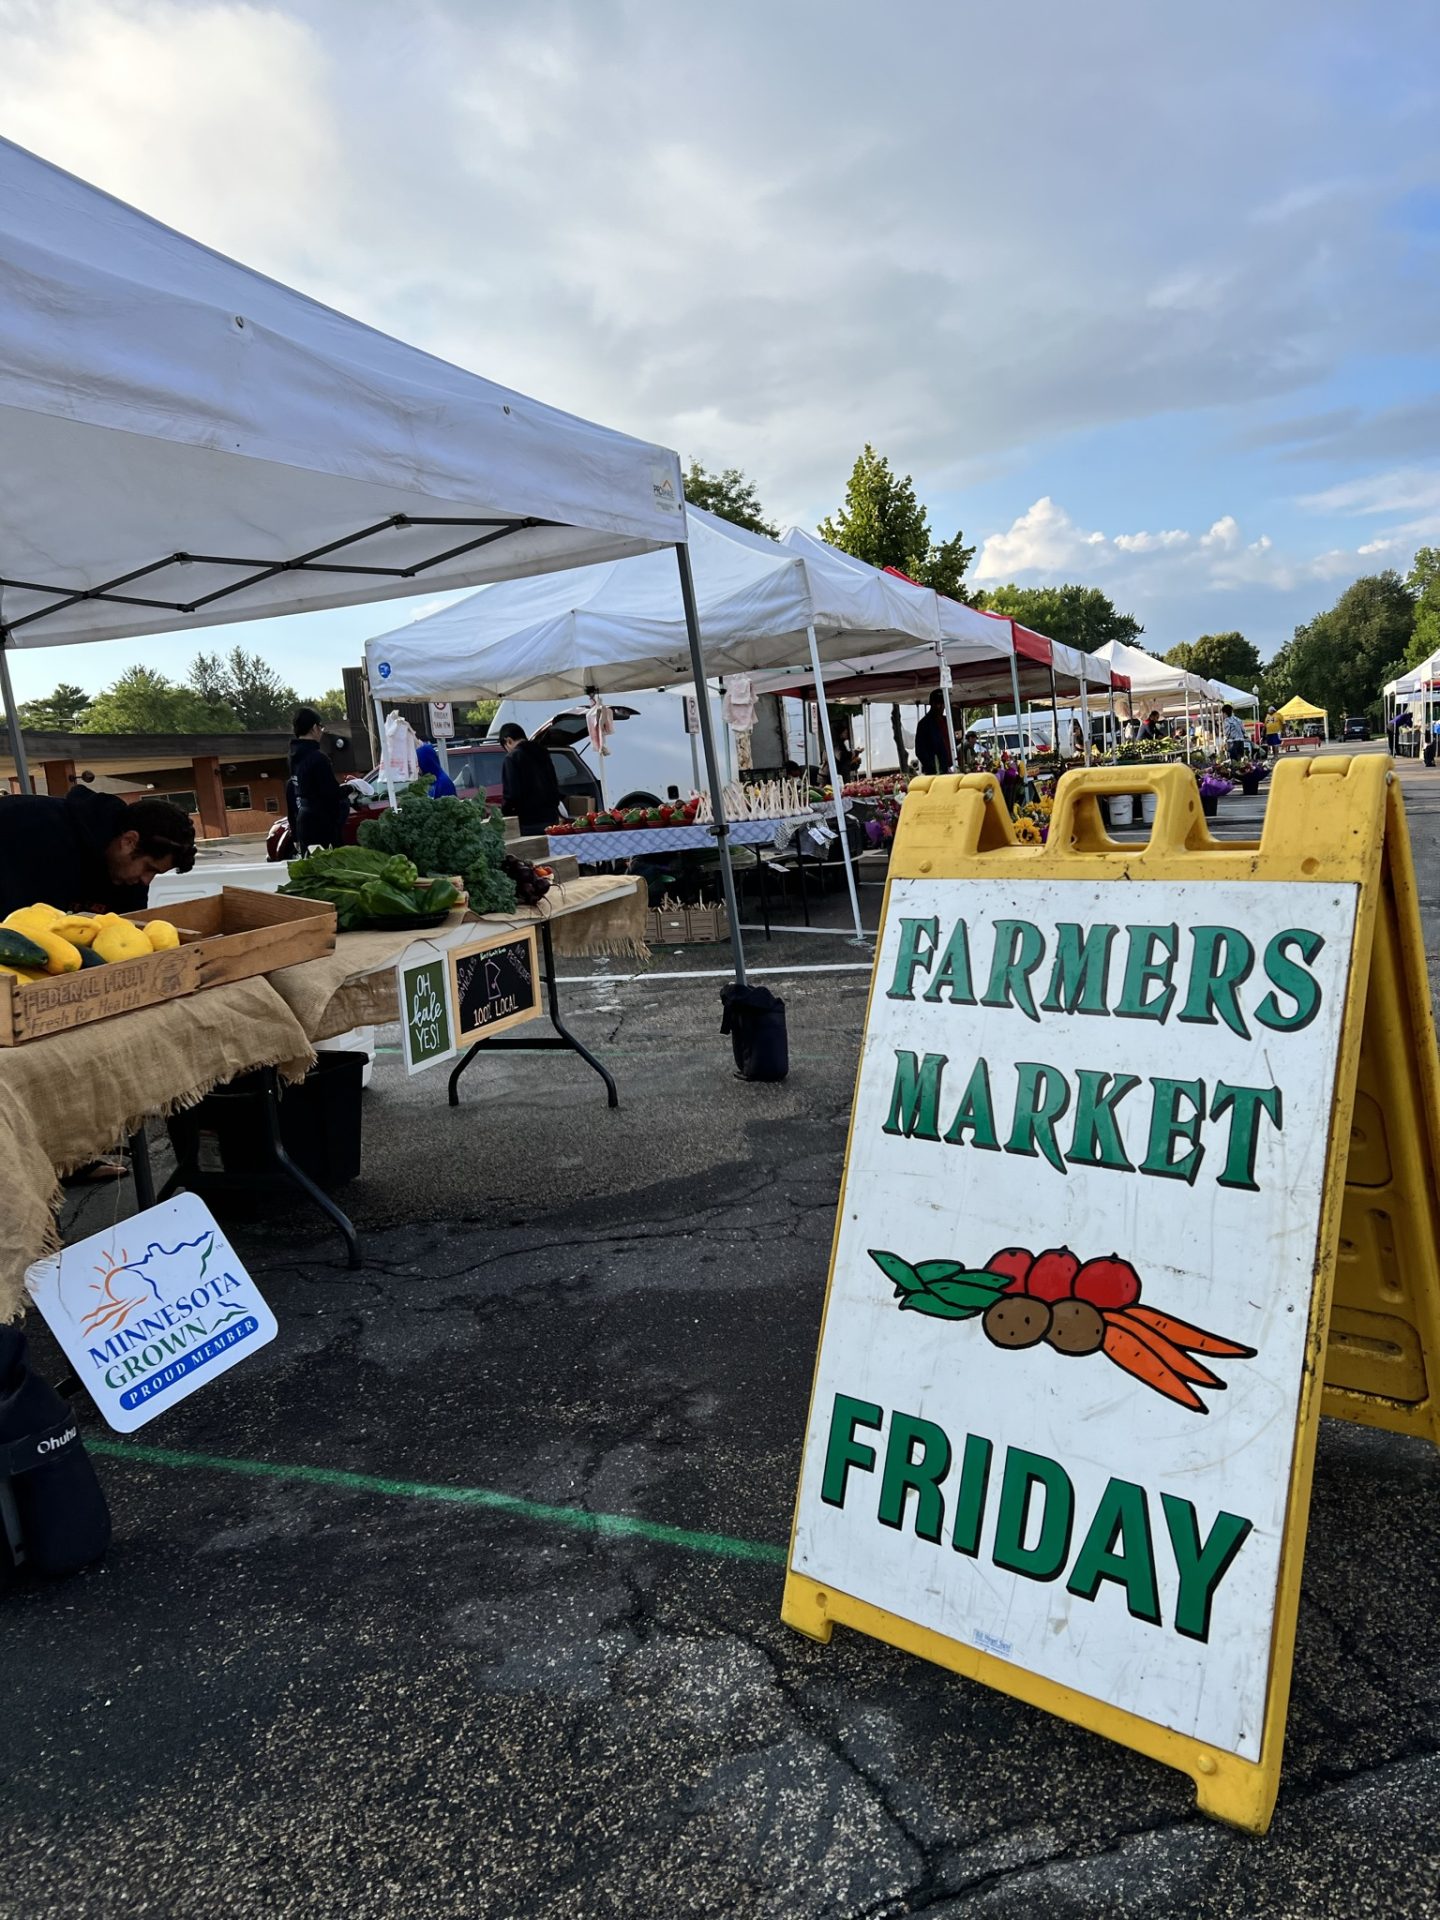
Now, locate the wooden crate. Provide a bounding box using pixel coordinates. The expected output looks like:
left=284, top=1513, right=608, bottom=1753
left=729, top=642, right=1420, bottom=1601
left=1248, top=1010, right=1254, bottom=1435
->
left=130, top=887, right=336, bottom=986
left=0, top=945, right=202, bottom=1044
left=646, top=899, right=731, bottom=946
left=0, top=889, right=336, bottom=1045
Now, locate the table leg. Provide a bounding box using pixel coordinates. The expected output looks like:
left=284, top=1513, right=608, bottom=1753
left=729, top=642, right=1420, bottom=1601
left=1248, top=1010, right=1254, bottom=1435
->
left=795, top=839, right=812, bottom=926
left=448, top=921, right=619, bottom=1109
left=759, top=852, right=773, bottom=939
left=257, top=1068, right=362, bottom=1269
left=128, top=1127, right=155, bottom=1209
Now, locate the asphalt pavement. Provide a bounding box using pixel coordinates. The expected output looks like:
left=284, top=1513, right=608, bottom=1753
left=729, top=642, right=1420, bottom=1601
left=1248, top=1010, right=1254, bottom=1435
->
left=6, top=748, right=1440, bottom=1919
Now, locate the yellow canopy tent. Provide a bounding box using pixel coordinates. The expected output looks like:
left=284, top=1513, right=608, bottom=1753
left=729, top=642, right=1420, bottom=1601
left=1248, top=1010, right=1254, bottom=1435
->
left=1276, top=694, right=1329, bottom=744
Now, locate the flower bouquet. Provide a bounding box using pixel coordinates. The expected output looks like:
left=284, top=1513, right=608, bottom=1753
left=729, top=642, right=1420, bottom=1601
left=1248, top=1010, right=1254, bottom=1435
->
left=1197, top=768, right=1233, bottom=817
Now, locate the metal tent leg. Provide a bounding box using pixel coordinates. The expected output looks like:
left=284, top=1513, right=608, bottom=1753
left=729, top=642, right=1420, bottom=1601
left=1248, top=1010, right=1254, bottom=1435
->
left=675, top=541, right=747, bottom=986
left=806, top=624, right=867, bottom=945
left=0, top=640, right=31, bottom=794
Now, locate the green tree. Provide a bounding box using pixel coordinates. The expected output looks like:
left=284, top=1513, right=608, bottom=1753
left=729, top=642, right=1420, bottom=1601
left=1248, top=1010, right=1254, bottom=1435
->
left=1258, top=572, right=1415, bottom=721
left=819, top=444, right=975, bottom=600
left=462, top=699, right=498, bottom=734
left=308, top=689, right=348, bottom=722
left=188, top=646, right=299, bottom=730
left=1165, top=631, right=1263, bottom=690
left=683, top=460, right=777, bottom=538
left=17, top=682, right=93, bottom=732
left=977, top=583, right=1143, bottom=654
left=79, top=667, right=238, bottom=733
left=1402, top=547, right=1440, bottom=670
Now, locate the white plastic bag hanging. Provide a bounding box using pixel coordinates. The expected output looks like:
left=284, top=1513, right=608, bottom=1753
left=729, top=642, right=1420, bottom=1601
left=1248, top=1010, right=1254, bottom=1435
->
left=381, top=710, right=420, bottom=787
left=586, top=695, right=614, bottom=757
left=722, top=675, right=757, bottom=732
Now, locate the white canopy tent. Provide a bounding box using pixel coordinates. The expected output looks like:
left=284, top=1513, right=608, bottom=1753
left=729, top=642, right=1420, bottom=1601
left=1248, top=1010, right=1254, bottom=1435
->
left=364, top=507, right=967, bottom=941
left=1207, top=678, right=1260, bottom=710
left=0, top=137, right=777, bottom=979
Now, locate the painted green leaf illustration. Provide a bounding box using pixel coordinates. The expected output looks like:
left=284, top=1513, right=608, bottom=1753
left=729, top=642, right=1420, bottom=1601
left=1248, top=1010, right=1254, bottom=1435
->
left=914, top=1259, right=968, bottom=1285
left=923, top=1275, right=1012, bottom=1312
left=869, top=1249, right=927, bottom=1296
left=898, top=1293, right=984, bottom=1320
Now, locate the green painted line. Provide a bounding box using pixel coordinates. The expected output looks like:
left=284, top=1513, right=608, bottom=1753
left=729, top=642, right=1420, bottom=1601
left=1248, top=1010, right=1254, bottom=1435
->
left=88, top=1438, right=787, bottom=1568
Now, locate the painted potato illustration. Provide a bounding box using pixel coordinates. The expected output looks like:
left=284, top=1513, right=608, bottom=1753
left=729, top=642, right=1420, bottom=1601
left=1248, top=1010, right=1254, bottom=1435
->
left=1045, top=1299, right=1106, bottom=1355
left=982, top=1295, right=1052, bottom=1349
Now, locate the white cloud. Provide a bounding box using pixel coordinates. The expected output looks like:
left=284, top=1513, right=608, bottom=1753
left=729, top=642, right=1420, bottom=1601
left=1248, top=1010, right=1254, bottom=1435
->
left=1298, top=468, right=1440, bottom=519
left=973, top=497, right=1389, bottom=608
left=0, top=0, right=1434, bottom=686
left=0, top=2, right=348, bottom=269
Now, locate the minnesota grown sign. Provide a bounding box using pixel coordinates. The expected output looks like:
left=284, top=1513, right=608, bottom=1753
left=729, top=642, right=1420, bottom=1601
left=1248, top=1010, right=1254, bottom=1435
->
left=790, top=875, right=1357, bottom=1766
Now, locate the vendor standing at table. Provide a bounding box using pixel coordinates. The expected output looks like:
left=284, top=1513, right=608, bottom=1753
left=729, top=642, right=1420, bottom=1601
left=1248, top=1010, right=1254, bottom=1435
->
left=0, top=787, right=195, bottom=917
left=914, top=691, right=954, bottom=776
left=287, top=707, right=349, bottom=851
left=497, top=722, right=562, bottom=835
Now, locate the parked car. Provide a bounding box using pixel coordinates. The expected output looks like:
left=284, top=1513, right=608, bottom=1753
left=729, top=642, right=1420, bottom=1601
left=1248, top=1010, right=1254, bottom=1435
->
left=446, top=719, right=604, bottom=817
left=1343, top=715, right=1369, bottom=740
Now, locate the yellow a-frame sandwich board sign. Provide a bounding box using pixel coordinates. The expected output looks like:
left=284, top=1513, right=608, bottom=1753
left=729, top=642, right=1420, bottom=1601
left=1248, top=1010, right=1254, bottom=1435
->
left=783, top=757, right=1440, bottom=1834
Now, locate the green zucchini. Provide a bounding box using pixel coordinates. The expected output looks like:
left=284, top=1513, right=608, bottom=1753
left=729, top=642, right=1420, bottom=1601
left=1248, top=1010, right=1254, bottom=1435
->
left=0, top=928, right=50, bottom=971
left=78, top=945, right=108, bottom=968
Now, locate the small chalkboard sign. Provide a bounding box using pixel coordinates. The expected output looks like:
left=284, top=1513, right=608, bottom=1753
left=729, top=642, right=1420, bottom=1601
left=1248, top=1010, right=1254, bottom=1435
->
left=449, top=928, right=541, bottom=1045
left=397, top=950, right=457, bottom=1075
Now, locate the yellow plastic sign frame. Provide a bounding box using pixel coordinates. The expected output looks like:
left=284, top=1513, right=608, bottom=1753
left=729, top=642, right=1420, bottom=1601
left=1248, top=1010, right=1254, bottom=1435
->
left=782, top=756, right=1440, bottom=1833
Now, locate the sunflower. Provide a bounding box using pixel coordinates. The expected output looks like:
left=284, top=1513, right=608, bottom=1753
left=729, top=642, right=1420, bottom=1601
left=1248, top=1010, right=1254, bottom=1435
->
left=1012, top=816, right=1043, bottom=845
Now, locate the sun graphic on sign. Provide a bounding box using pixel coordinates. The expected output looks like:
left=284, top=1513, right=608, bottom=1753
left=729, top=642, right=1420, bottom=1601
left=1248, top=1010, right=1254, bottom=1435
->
left=871, top=1244, right=1255, bottom=1414
left=76, top=1232, right=216, bottom=1338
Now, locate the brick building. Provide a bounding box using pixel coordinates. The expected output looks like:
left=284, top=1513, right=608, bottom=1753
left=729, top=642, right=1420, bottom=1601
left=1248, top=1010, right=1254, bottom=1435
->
left=0, top=727, right=363, bottom=838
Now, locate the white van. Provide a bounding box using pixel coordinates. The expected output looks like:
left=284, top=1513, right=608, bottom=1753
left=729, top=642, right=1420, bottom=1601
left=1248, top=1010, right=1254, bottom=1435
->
left=487, top=688, right=811, bottom=806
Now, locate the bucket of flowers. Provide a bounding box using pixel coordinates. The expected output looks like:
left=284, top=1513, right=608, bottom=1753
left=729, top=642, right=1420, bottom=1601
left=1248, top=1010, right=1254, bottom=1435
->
left=1235, top=756, right=1269, bottom=797
left=995, top=753, right=1024, bottom=812
left=1198, top=767, right=1234, bottom=817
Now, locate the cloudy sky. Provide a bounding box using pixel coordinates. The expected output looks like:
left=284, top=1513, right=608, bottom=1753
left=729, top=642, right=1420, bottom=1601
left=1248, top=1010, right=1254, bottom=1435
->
left=3, top=0, right=1438, bottom=701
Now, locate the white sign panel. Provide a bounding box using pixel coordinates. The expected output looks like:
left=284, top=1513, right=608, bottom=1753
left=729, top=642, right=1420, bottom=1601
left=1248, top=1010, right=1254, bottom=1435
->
left=428, top=700, right=455, bottom=740
left=26, top=1194, right=278, bottom=1433
left=792, top=875, right=1358, bottom=1762
left=683, top=695, right=701, bottom=736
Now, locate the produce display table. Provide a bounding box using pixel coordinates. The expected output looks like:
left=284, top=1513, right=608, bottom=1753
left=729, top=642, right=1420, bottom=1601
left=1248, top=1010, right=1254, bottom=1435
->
left=2, top=877, right=646, bottom=1324
left=546, top=817, right=801, bottom=861
left=266, top=876, right=647, bottom=1041
left=0, top=978, right=315, bottom=1325
left=546, top=816, right=840, bottom=934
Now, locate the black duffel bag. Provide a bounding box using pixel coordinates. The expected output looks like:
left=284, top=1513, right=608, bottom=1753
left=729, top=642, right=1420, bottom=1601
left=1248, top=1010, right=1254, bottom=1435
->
left=720, top=983, right=790, bottom=1082
left=0, top=1327, right=111, bottom=1580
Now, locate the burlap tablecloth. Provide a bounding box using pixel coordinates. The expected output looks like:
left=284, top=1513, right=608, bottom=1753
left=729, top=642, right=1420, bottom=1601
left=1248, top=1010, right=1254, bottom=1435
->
left=0, top=978, right=314, bottom=1324
left=268, top=877, right=648, bottom=1042
left=1, top=877, right=646, bottom=1321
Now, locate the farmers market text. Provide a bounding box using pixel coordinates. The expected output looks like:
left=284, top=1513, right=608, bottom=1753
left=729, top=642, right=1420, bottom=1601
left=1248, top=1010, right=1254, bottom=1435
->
left=882, top=914, right=1327, bottom=1191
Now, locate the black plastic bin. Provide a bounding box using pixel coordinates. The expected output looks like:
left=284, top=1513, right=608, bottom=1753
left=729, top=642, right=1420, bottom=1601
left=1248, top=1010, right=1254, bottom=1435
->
left=167, top=1052, right=366, bottom=1191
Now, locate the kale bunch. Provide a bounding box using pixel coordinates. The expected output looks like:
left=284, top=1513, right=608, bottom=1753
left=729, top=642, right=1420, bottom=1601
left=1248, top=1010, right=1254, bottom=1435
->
left=359, top=794, right=517, bottom=914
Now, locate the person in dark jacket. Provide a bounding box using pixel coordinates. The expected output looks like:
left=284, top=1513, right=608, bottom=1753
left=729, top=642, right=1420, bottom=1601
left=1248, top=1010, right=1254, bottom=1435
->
left=914, top=691, right=954, bottom=776
left=416, top=741, right=457, bottom=799
left=0, top=786, right=195, bottom=918
left=497, top=723, right=562, bottom=834
left=286, top=708, right=349, bottom=851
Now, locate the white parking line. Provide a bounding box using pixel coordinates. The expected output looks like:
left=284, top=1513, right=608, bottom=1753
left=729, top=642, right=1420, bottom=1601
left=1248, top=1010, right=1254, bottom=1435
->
left=558, top=962, right=876, bottom=985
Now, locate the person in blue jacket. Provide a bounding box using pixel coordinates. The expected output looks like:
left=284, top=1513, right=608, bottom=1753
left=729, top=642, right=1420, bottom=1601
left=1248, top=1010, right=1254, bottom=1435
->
left=416, top=741, right=457, bottom=799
